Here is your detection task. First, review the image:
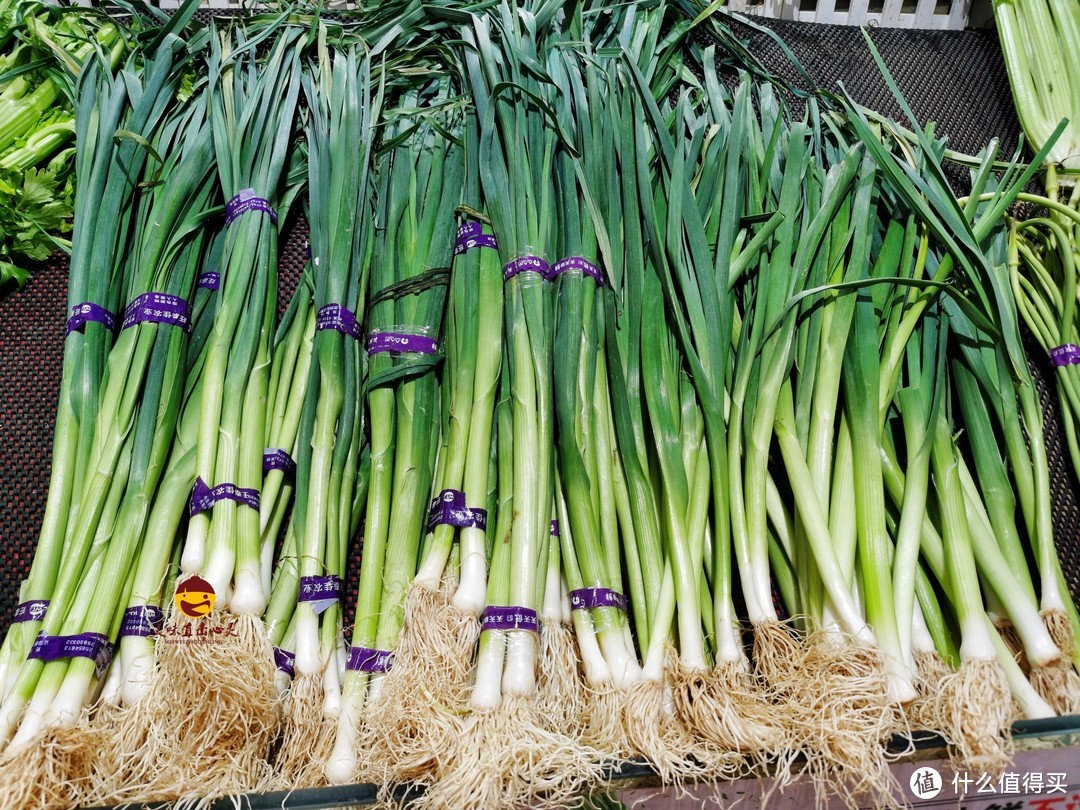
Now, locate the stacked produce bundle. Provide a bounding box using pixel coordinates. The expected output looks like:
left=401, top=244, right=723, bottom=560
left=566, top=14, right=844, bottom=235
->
left=113, top=21, right=306, bottom=803
left=367, top=109, right=504, bottom=786
left=326, top=75, right=463, bottom=787
left=273, top=37, right=381, bottom=788
left=0, top=4, right=208, bottom=805
left=1, top=2, right=1080, bottom=809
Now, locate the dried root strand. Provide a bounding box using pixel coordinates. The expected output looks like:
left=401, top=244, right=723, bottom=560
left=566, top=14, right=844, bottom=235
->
left=1042, top=609, right=1076, bottom=659
left=83, top=696, right=177, bottom=807
left=753, top=622, right=901, bottom=809
left=415, top=693, right=612, bottom=810
left=128, top=612, right=281, bottom=804
left=0, top=714, right=99, bottom=810
left=930, top=658, right=1013, bottom=776
left=905, top=650, right=953, bottom=734
left=366, top=582, right=479, bottom=786
left=751, top=619, right=805, bottom=688
left=578, top=681, right=633, bottom=759
left=994, top=620, right=1027, bottom=673
left=673, top=659, right=789, bottom=769
left=273, top=673, right=334, bottom=790
left=1029, top=659, right=1080, bottom=717
left=798, top=636, right=899, bottom=808
left=0, top=738, right=74, bottom=810
left=620, top=663, right=738, bottom=788
left=536, top=619, right=587, bottom=742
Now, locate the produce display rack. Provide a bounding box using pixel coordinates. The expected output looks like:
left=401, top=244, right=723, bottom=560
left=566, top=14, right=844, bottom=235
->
left=0, top=10, right=1079, bottom=810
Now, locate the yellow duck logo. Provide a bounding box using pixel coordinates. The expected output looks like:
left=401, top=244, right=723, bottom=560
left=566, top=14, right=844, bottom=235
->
left=174, top=576, right=216, bottom=619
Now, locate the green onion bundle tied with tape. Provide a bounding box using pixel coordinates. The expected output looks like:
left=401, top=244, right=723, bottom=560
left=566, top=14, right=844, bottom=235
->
left=367, top=108, right=504, bottom=786
left=0, top=38, right=218, bottom=810
left=275, top=37, right=381, bottom=789
left=135, top=24, right=305, bottom=803
left=326, top=78, right=461, bottom=786
left=421, top=6, right=612, bottom=807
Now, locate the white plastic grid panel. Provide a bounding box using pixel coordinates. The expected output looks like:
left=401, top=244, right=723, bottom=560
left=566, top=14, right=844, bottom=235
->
left=725, top=0, right=970, bottom=30
left=139, top=0, right=972, bottom=27
left=152, top=0, right=357, bottom=7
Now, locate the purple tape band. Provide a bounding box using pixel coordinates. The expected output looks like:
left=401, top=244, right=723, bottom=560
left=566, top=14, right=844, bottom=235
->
left=122, top=292, right=192, bottom=333
left=12, top=599, right=48, bottom=623
left=225, top=188, right=278, bottom=227
left=427, top=489, right=488, bottom=533
left=263, top=448, right=297, bottom=478
left=298, top=576, right=344, bottom=603
left=552, top=257, right=604, bottom=286
left=569, top=587, right=628, bottom=613
left=66, top=302, right=116, bottom=335
left=189, top=477, right=260, bottom=517
left=480, top=605, right=539, bottom=633
left=550, top=520, right=559, bottom=537
left=1050, top=344, right=1080, bottom=367
left=273, top=647, right=296, bottom=678
left=316, top=304, right=363, bottom=341
left=198, top=272, right=220, bottom=291
left=454, top=220, right=498, bottom=256
left=119, top=605, right=164, bottom=638
left=366, top=332, right=438, bottom=356
left=29, top=632, right=112, bottom=676
left=503, top=255, right=551, bottom=282
left=347, top=646, right=395, bottom=673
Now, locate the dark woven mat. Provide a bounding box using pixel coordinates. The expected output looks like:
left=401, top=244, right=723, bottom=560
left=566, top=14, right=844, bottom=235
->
left=0, top=18, right=1077, bottom=636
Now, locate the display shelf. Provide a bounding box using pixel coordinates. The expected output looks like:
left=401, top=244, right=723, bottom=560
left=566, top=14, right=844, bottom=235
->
left=82, top=715, right=1080, bottom=809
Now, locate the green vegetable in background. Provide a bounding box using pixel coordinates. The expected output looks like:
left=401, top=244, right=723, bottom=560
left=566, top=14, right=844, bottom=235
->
left=0, top=161, right=72, bottom=285
left=0, top=2, right=123, bottom=287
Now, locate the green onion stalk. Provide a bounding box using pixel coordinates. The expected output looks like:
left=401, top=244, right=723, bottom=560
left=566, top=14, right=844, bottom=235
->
left=254, top=145, right=313, bottom=613
left=276, top=40, right=380, bottom=789
left=259, top=271, right=315, bottom=604
left=876, top=366, right=1059, bottom=746
left=587, top=56, right=677, bottom=779
left=717, top=96, right=924, bottom=800
left=422, top=8, right=606, bottom=808
left=81, top=228, right=230, bottom=807
left=544, top=43, right=640, bottom=757
left=941, top=224, right=1080, bottom=718
left=885, top=284, right=951, bottom=695
left=461, top=0, right=554, bottom=715
left=257, top=265, right=318, bottom=711
left=368, top=109, right=504, bottom=786
left=927, top=380, right=1016, bottom=775
left=842, top=37, right=1076, bottom=661
left=638, top=58, right=796, bottom=770
left=0, top=10, right=196, bottom=707
left=0, top=96, right=216, bottom=806
left=782, top=153, right=920, bottom=799
left=834, top=53, right=1068, bottom=767
left=149, top=24, right=304, bottom=803
left=326, top=88, right=459, bottom=785
left=633, top=54, right=889, bottom=787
